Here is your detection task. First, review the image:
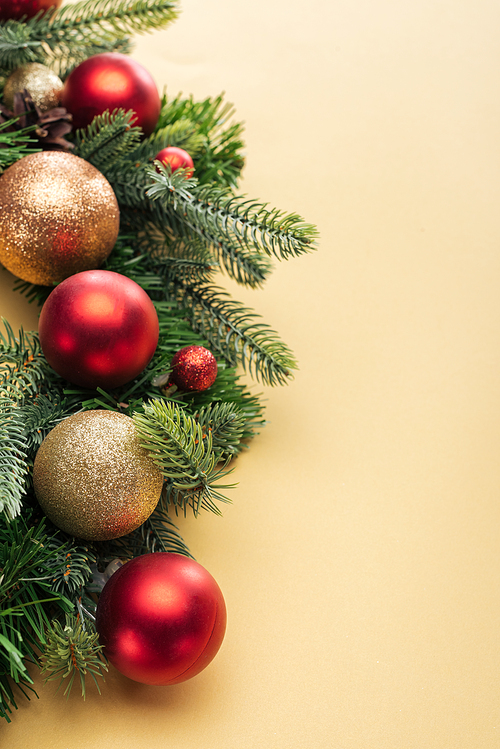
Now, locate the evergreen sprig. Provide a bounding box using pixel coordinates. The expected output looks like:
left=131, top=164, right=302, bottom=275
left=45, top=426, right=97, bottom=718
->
left=45, top=539, right=95, bottom=597
left=155, top=92, right=246, bottom=187
left=146, top=167, right=318, bottom=261
left=0, top=515, right=72, bottom=721
left=0, top=321, right=49, bottom=404
left=40, top=614, right=108, bottom=698
left=133, top=399, right=235, bottom=516
left=0, top=0, right=179, bottom=75
left=0, top=401, right=28, bottom=519
left=163, top=278, right=297, bottom=386
left=0, top=119, right=39, bottom=172
left=194, top=401, right=247, bottom=459
left=72, top=109, right=142, bottom=170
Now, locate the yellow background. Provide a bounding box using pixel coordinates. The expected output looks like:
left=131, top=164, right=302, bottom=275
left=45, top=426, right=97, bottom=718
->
left=4, top=0, right=500, bottom=746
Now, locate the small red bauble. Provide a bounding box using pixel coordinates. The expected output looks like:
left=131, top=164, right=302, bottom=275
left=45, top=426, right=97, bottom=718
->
left=170, top=345, right=218, bottom=391
left=155, top=146, right=194, bottom=177
left=61, top=53, right=161, bottom=136
left=95, top=553, right=227, bottom=685
left=0, top=0, right=61, bottom=21
left=38, top=270, right=159, bottom=390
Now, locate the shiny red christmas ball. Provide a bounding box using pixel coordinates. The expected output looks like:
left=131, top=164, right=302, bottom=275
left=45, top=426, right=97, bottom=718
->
left=95, top=553, right=227, bottom=685
left=155, top=146, right=194, bottom=177
left=170, top=345, right=218, bottom=391
left=38, top=270, right=159, bottom=390
left=0, top=0, right=61, bottom=21
left=61, top=53, right=161, bottom=136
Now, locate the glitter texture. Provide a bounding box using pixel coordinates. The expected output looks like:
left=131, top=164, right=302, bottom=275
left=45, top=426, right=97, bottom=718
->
left=3, top=63, right=63, bottom=112
left=0, top=151, right=119, bottom=285
left=33, top=411, right=164, bottom=541
left=170, top=345, right=218, bottom=391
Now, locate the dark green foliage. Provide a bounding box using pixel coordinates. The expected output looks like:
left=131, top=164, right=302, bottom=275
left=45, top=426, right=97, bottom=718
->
left=0, top=0, right=179, bottom=76
left=152, top=92, right=246, bottom=187
left=161, top=278, right=298, bottom=386
left=40, top=614, right=107, bottom=698
left=44, top=538, right=96, bottom=597
left=0, top=320, right=49, bottom=403
left=194, top=401, right=247, bottom=459
left=0, top=402, right=29, bottom=519
left=0, top=118, right=39, bottom=172
left=0, top=322, right=54, bottom=518
left=133, top=399, right=235, bottom=516
left=72, top=109, right=143, bottom=170
left=0, top=513, right=73, bottom=721
left=145, top=165, right=318, bottom=261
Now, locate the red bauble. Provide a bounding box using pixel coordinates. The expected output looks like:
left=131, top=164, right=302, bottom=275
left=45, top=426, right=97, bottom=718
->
left=155, top=146, right=194, bottom=177
left=38, top=270, right=159, bottom=390
left=0, top=0, right=61, bottom=21
left=95, top=553, right=227, bottom=685
left=61, top=53, right=161, bottom=136
left=170, top=345, right=218, bottom=391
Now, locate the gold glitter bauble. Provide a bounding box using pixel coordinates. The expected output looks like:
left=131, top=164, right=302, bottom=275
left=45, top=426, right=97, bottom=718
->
left=3, top=63, right=63, bottom=112
left=33, top=411, right=163, bottom=541
left=0, top=152, right=119, bottom=286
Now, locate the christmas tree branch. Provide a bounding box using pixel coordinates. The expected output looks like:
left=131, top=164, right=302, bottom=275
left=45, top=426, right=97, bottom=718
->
left=48, top=0, right=179, bottom=42
left=194, top=401, right=246, bottom=459
left=73, top=109, right=142, bottom=170
left=155, top=92, right=246, bottom=187
left=136, top=506, right=194, bottom=557
left=146, top=166, right=318, bottom=261
left=127, top=204, right=273, bottom=289
left=40, top=614, right=108, bottom=698
left=162, top=278, right=297, bottom=386
left=0, top=400, right=28, bottom=519
left=0, top=321, right=49, bottom=403
left=0, top=118, right=39, bottom=172
left=133, top=399, right=235, bottom=516
left=0, top=0, right=179, bottom=74
left=0, top=514, right=74, bottom=720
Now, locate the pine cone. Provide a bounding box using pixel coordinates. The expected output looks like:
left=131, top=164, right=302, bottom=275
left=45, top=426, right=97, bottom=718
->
left=0, top=89, right=73, bottom=151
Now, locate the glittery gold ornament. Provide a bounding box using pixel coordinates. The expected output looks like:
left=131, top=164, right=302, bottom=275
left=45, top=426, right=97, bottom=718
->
left=3, top=63, right=63, bottom=112
left=33, top=411, right=164, bottom=541
left=0, top=152, right=119, bottom=285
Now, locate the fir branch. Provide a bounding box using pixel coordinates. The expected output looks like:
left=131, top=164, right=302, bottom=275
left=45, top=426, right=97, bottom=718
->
left=133, top=399, right=235, bottom=516
left=0, top=321, right=49, bottom=403
left=128, top=119, right=206, bottom=164
left=156, top=92, right=245, bottom=187
left=113, top=219, right=218, bottom=285
left=18, top=393, right=68, bottom=456
left=10, top=278, right=52, bottom=307
left=0, top=119, right=39, bottom=173
left=163, top=278, right=297, bottom=386
left=146, top=169, right=318, bottom=262
left=40, top=614, right=107, bottom=698
left=72, top=108, right=142, bottom=170
left=140, top=506, right=194, bottom=556
left=0, top=401, right=28, bottom=519
left=0, top=20, right=44, bottom=70
left=194, top=401, right=246, bottom=459
left=0, top=514, right=73, bottom=719
left=120, top=166, right=275, bottom=287
left=47, top=0, right=179, bottom=43
left=45, top=539, right=96, bottom=597
left=0, top=0, right=179, bottom=74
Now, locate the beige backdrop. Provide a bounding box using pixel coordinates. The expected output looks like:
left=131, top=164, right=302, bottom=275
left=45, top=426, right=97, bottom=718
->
left=4, top=1, right=500, bottom=746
